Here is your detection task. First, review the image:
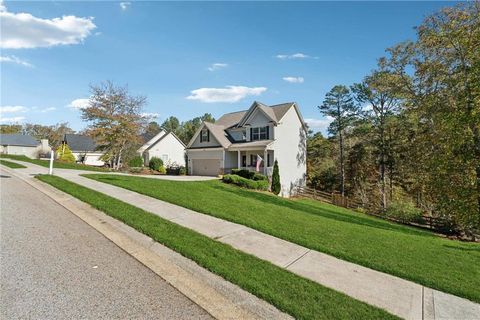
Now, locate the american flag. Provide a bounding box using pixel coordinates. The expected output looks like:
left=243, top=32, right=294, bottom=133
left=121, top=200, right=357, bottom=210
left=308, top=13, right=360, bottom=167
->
left=256, top=154, right=263, bottom=172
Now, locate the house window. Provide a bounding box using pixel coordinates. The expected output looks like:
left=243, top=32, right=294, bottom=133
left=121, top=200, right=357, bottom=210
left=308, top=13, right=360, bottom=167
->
left=250, top=126, right=269, bottom=141
left=242, top=130, right=246, bottom=141
left=200, top=129, right=209, bottom=142
left=162, top=154, right=168, bottom=162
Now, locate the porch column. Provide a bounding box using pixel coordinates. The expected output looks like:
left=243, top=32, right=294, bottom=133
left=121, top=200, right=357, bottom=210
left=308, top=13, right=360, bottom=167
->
left=237, top=150, right=241, bottom=169
left=263, top=149, right=268, bottom=175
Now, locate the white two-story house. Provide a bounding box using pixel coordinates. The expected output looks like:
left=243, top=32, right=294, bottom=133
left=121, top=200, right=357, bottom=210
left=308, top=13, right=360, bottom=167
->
left=186, top=101, right=307, bottom=197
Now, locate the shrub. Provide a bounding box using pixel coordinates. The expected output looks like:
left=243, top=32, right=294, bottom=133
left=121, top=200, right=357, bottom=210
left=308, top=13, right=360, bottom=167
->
left=252, top=173, right=268, bottom=181
left=179, top=166, right=187, bottom=175
left=129, top=167, right=142, bottom=174
left=231, top=169, right=267, bottom=181
left=271, top=160, right=280, bottom=195
left=56, top=144, right=76, bottom=163
left=158, top=165, right=167, bottom=174
left=385, top=200, right=423, bottom=223
left=231, top=169, right=255, bottom=179
left=149, top=157, right=163, bottom=171
left=128, top=156, right=144, bottom=167
left=223, top=174, right=269, bottom=191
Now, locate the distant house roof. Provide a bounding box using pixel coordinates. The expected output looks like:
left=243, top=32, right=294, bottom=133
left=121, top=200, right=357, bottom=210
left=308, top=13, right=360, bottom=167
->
left=63, top=134, right=97, bottom=152
left=0, top=134, right=39, bottom=147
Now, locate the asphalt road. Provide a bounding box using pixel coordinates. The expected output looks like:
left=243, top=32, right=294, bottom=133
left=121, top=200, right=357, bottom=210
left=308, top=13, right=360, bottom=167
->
left=0, top=169, right=212, bottom=319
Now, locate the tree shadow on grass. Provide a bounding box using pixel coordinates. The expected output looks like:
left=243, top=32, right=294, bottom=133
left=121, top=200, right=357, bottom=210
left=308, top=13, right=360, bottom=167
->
left=211, top=183, right=436, bottom=238
left=442, top=245, right=480, bottom=253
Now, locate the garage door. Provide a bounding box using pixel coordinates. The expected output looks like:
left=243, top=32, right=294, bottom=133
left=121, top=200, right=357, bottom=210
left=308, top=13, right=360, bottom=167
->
left=192, top=159, right=220, bottom=176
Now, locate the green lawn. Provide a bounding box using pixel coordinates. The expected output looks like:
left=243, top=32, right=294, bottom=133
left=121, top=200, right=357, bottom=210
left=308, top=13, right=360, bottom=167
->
left=0, top=159, right=27, bottom=168
left=36, top=174, right=396, bottom=320
left=84, top=174, right=480, bottom=303
left=0, top=154, right=107, bottom=172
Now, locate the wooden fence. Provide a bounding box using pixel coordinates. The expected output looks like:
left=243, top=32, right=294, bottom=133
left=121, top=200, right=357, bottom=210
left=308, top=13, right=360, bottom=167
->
left=294, top=185, right=457, bottom=235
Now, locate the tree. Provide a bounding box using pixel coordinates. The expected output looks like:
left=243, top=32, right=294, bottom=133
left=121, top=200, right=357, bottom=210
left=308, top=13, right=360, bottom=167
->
left=161, top=117, right=180, bottom=135
left=352, top=69, right=404, bottom=210
left=307, top=132, right=337, bottom=190
left=144, top=121, right=162, bottom=137
left=56, top=144, right=75, bottom=163
left=319, top=85, right=359, bottom=197
left=380, top=2, right=480, bottom=234
left=81, top=81, right=147, bottom=170
left=0, top=124, right=22, bottom=134
left=178, top=113, right=215, bottom=144
left=23, top=122, right=74, bottom=149
left=271, top=160, right=281, bottom=195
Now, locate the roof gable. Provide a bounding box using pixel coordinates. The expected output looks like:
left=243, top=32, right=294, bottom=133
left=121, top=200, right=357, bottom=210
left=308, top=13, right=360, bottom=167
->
left=144, top=131, right=186, bottom=152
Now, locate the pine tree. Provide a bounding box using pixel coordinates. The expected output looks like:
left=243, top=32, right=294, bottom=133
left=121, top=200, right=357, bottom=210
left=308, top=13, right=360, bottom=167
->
left=271, top=160, right=281, bottom=195
left=319, top=85, right=360, bottom=197
left=56, top=143, right=76, bottom=163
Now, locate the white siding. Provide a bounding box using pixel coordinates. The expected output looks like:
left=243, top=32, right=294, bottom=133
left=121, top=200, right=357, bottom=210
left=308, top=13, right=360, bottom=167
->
left=189, top=129, right=221, bottom=148
left=224, top=151, right=238, bottom=170
left=146, top=133, right=185, bottom=167
left=4, top=145, right=39, bottom=158
left=138, top=130, right=166, bottom=154
left=272, top=107, right=307, bottom=197
left=72, top=152, right=105, bottom=166
left=245, top=109, right=274, bottom=142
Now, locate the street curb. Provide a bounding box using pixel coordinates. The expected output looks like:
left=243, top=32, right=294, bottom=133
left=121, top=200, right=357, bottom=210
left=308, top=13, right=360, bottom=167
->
left=1, top=167, right=292, bottom=320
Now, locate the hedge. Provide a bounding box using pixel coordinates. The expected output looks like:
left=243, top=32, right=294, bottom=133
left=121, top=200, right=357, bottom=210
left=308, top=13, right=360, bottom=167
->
left=231, top=169, right=267, bottom=181
left=223, top=174, right=269, bottom=190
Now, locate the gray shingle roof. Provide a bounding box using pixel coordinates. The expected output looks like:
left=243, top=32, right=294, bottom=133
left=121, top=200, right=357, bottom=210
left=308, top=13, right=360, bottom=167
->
left=215, top=110, right=247, bottom=128
left=215, top=102, right=296, bottom=128
left=63, top=134, right=97, bottom=152
left=0, top=134, right=39, bottom=147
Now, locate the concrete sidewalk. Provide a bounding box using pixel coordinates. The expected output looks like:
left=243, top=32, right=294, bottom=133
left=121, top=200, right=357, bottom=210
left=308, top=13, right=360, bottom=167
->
left=5, top=160, right=480, bottom=320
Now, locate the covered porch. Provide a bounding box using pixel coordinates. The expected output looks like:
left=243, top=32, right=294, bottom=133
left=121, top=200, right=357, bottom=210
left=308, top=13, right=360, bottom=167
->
left=225, top=148, right=274, bottom=177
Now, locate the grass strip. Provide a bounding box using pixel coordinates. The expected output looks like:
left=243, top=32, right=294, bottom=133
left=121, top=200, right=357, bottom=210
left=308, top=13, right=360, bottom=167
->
left=0, top=154, right=107, bottom=172
left=36, top=174, right=396, bottom=320
left=83, top=174, right=480, bottom=303
left=0, top=159, right=27, bottom=168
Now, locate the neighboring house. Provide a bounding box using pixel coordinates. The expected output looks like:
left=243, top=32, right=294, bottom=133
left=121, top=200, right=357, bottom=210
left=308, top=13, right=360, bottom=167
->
left=137, top=129, right=186, bottom=167
left=62, top=134, right=105, bottom=166
left=186, top=101, right=307, bottom=197
left=0, top=134, right=50, bottom=158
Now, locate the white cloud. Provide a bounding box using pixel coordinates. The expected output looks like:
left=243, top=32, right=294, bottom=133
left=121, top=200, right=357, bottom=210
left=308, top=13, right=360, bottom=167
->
left=208, top=63, right=228, bottom=71
left=283, top=76, right=304, bottom=83
left=68, top=98, right=90, bottom=109
left=305, top=116, right=334, bottom=132
left=39, top=107, right=56, bottom=113
left=0, top=116, right=26, bottom=123
left=120, top=2, right=131, bottom=10
left=141, top=112, right=160, bottom=119
left=0, top=105, right=28, bottom=113
left=186, top=86, right=267, bottom=103
left=0, top=55, right=33, bottom=67
left=276, top=53, right=311, bottom=60
left=0, top=1, right=96, bottom=49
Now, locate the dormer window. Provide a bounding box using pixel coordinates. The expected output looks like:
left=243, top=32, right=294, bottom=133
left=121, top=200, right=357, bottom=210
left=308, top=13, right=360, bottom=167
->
left=200, top=129, right=210, bottom=142
left=250, top=126, right=269, bottom=141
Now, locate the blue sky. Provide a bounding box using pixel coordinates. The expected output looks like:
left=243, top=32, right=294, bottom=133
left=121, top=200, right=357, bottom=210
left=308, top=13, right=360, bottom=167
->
left=1, top=1, right=454, bottom=133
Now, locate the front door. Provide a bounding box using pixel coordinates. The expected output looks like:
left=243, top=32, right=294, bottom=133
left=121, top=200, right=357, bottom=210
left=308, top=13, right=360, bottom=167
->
left=242, top=155, right=246, bottom=167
